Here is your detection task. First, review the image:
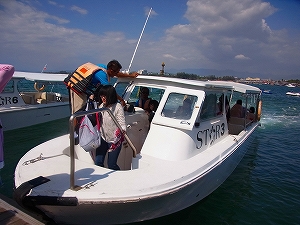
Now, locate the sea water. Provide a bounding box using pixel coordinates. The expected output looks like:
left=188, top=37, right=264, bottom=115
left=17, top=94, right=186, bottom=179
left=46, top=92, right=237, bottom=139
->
left=0, top=84, right=299, bottom=225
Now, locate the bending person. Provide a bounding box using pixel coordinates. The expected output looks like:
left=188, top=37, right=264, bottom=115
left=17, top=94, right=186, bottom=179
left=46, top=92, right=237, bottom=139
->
left=70, top=60, right=138, bottom=113
left=92, top=60, right=138, bottom=107
left=95, top=85, right=126, bottom=170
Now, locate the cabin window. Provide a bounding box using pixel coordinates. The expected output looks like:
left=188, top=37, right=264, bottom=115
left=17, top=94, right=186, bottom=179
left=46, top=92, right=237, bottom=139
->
left=161, top=93, right=198, bottom=120
left=230, top=92, right=259, bottom=120
left=200, top=91, right=230, bottom=120
left=2, top=80, right=14, bottom=93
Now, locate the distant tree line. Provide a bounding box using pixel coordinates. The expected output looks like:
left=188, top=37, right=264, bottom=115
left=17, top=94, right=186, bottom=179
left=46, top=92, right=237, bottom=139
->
left=51, top=70, right=300, bottom=83
left=45, top=71, right=69, bottom=74
left=149, top=72, right=235, bottom=81
left=287, top=79, right=300, bottom=84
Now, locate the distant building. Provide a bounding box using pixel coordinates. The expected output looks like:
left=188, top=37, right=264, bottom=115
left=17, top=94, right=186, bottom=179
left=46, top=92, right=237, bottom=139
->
left=245, top=77, right=260, bottom=81
left=160, top=62, right=165, bottom=75
left=138, top=69, right=147, bottom=75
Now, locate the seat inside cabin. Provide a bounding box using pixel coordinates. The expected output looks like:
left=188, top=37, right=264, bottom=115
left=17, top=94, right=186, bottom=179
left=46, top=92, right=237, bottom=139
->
left=70, top=106, right=150, bottom=170
left=21, top=92, right=69, bottom=104
left=228, top=117, right=252, bottom=135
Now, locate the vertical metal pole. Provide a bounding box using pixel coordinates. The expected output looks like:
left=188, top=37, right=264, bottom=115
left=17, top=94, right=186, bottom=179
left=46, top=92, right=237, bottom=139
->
left=244, top=95, right=248, bottom=128
left=69, top=115, right=75, bottom=190
left=68, top=108, right=137, bottom=190
left=126, top=8, right=152, bottom=73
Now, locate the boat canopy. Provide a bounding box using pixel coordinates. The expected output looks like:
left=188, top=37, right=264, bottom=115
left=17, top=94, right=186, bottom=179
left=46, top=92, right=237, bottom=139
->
left=117, top=76, right=260, bottom=94
left=209, top=81, right=261, bottom=94
left=117, top=75, right=235, bottom=92
left=13, top=71, right=67, bottom=82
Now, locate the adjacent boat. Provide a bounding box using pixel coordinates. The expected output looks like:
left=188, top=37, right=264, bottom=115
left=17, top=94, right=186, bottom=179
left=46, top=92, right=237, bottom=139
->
left=286, top=91, right=300, bottom=97
left=0, top=71, right=70, bottom=131
left=285, top=83, right=296, bottom=88
left=14, top=76, right=262, bottom=225
left=262, top=89, right=272, bottom=94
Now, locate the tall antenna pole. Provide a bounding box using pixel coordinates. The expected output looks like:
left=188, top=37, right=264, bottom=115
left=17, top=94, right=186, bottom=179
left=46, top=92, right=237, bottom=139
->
left=126, top=7, right=152, bottom=73
left=41, top=64, right=47, bottom=73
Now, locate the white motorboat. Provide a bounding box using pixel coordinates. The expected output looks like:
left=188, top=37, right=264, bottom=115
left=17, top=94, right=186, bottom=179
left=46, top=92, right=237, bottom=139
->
left=286, top=91, right=300, bottom=96
left=285, top=83, right=296, bottom=88
left=0, top=71, right=70, bottom=131
left=14, top=76, right=262, bottom=225
left=262, top=89, right=272, bottom=94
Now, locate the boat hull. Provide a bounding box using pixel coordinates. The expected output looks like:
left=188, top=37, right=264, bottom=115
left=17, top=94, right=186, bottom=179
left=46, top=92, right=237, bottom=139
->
left=0, top=103, right=69, bottom=131
left=286, top=92, right=300, bottom=97
left=0, top=72, right=70, bottom=131
left=26, top=129, right=255, bottom=225
left=13, top=76, right=262, bottom=224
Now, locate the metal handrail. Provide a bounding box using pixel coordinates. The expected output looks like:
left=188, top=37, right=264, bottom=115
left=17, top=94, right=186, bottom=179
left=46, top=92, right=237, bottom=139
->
left=69, top=108, right=137, bottom=190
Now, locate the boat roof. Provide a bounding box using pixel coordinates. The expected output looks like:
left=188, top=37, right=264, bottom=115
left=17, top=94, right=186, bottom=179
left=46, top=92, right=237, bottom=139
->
left=210, top=81, right=261, bottom=94
left=118, top=75, right=261, bottom=94
left=13, top=71, right=67, bottom=82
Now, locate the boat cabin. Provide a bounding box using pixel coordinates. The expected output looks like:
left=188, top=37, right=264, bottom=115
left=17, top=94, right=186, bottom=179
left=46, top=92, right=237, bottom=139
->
left=73, top=76, right=261, bottom=170
left=71, top=76, right=261, bottom=170
left=0, top=73, right=69, bottom=107
left=13, top=75, right=262, bottom=225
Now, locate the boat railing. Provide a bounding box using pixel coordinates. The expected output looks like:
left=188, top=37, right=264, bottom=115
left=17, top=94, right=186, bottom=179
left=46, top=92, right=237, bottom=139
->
left=69, top=108, right=137, bottom=190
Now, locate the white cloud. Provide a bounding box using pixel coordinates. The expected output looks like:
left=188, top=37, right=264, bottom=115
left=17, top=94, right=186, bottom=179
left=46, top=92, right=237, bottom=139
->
left=157, top=0, right=300, bottom=77
left=0, top=0, right=299, bottom=79
left=70, top=5, right=88, bottom=15
left=0, top=1, right=132, bottom=71
left=235, top=54, right=250, bottom=60
left=162, top=54, right=187, bottom=61
left=48, top=1, right=64, bottom=8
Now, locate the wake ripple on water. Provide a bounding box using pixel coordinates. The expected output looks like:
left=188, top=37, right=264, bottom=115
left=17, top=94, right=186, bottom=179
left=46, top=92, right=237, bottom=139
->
left=250, top=88, right=300, bottom=225
left=260, top=107, right=300, bottom=129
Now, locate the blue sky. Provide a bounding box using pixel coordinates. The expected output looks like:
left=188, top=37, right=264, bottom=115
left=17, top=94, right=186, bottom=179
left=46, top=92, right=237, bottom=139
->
left=0, top=0, right=299, bottom=80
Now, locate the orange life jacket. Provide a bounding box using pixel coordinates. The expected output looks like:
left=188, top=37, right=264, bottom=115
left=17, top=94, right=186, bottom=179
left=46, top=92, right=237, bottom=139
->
left=64, top=62, right=103, bottom=95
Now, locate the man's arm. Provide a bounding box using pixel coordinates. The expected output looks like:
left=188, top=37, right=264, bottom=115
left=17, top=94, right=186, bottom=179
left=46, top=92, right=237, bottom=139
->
left=117, top=94, right=126, bottom=107
left=115, top=71, right=138, bottom=107
left=116, top=71, right=139, bottom=78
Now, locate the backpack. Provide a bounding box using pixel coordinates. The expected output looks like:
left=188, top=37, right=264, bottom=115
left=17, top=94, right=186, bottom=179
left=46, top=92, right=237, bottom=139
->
left=64, top=62, right=103, bottom=95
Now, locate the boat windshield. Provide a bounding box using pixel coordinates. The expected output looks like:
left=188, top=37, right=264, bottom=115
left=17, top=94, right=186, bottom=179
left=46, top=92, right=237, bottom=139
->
left=2, top=80, right=14, bottom=93
left=114, top=82, right=165, bottom=106
left=128, top=86, right=165, bottom=104
left=17, top=79, right=68, bottom=95
left=114, top=81, right=131, bottom=98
